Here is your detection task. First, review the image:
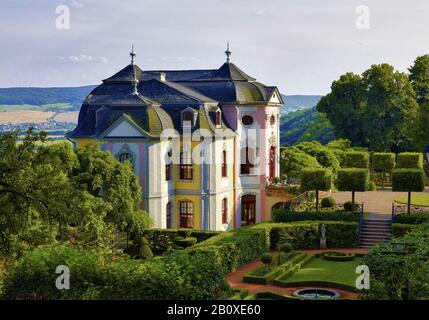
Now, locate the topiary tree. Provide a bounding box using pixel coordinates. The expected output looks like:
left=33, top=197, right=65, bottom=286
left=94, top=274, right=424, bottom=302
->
left=277, top=242, right=293, bottom=265
left=396, top=152, right=423, bottom=169
left=371, top=152, right=396, bottom=188
left=138, top=237, right=153, bottom=259
left=261, top=253, right=273, bottom=266
left=337, top=169, right=369, bottom=211
left=321, top=196, right=336, bottom=208
left=344, top=151, right=369, bottom=168
left=392, top=169, right=425, bottom=214
left=300, top=169, right=332, bottom=212
left=173, top=230, right=198, bottom=249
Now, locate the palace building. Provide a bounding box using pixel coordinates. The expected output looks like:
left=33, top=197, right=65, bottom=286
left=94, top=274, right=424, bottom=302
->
left=67, top=46, right=285, bottom=231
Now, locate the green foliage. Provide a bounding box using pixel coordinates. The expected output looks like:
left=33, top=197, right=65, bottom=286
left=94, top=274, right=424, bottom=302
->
left=174, top=237, right=198, bottom=249
left=368, top=180, right=377, bottom=191
left=272, top=210, right=360, bottom=223
left=344, top=151, right=369, bottom=168
left=294, top=141, right=340, bottom=171
left=261, top=253, right=273, bottom=264
left=300, top=169, right=332, bottom=192
left=280, top=147, right=321, bottom=175
left=396, top=152, right=423, bottom=169
left=392, top=169, right=425, bottom=192
left=138, top=242, right=153, bottom=260
left=337, top=168, right=369, bottom=192
left=392, top=223, right=415, bottom=237
left=321, top=197, right=336, bottom=208
left=322, top=252, right=355, bottom=262
left=280, top=107, right=334, bottom=146
left=371, top=153, right=396, bottom=171
left=343, top=201, right=359, bottom=212
left=394, top=214, right=429, bottom=225
left=278, top=242, right=293, bottom=253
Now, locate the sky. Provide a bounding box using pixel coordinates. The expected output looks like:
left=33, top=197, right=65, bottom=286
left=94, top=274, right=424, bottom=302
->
left=0, top=0, right=428, bottom=95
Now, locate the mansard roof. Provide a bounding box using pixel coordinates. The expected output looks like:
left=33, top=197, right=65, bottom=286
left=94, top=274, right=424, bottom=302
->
left=67, top=59, right=282, bottom=139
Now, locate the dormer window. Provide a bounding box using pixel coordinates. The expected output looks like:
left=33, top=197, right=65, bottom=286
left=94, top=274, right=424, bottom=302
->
left=215, top=109, right=222, bottom=127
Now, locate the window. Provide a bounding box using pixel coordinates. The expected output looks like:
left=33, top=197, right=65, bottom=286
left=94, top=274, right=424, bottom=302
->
left=118, top=152, right=133, bottom=167
left=165, top=149, right=172, bottom=181
left=242, top=115, right=253, bottom=126
left=179, top=201, right=194, bottom=228
left=179, top=151, right=193, bottom=180
left=221, top=150, right=227, bottom=178
left=241, top=195, right=256, bottom=226
left=270, top=115, right=276, bottom=126
left=222, top=198, right=228, bottom=224
left=216, top=110, right=222, bottom=127
left=166, top=202, right=172, bottom=228
left=182, top=111, right=194, bottom=127
left=240, top=139, right=255, bottom=175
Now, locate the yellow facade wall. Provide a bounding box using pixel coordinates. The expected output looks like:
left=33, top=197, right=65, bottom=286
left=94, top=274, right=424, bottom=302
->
left=75, top=138, right=98, bottom=149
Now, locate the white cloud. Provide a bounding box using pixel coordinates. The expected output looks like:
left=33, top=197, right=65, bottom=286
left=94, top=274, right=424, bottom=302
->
left=65, top=54, right=108, bottom=64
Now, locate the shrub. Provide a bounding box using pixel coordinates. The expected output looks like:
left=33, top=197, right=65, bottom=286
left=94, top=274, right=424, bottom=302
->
left=272, top=209, right=360, bottom=223
left=392, top=169, right=425, bottom=192
left=261, top=253, right=273, bottom=264
left=323, top=252, right=355, bottom=261
left=300, top=169, right=332, bottom=192
left=343, top=201, right=358, bottom=212
left=278, top=242, right=293, bottom=253
left=393, top=214, right=429, bottom=225
left=371, top=152, right=395, bottom=171
left=392, top=223, right=414, bottom=237
left=337, top=169, right=369, bottom=192
left=178, top=229, right=192, bottom=238
left=174, top=237, right=198, bottom=248
left=321, top=197, right=336, bottom=208
left=396, top=152, right=423, bottom=169
left=138, top=237, right=153, bottom=259
left=368, top=180, right=377, bottom=191
left=344, top=151, right=369, bottom=168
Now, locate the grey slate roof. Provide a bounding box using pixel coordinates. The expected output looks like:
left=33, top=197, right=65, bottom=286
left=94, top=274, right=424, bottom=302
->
left=67, top=61, right=282, bottom=139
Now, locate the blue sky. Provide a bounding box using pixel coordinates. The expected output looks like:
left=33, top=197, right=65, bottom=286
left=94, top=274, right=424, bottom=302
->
left=0, top=0, right=428, bottom=94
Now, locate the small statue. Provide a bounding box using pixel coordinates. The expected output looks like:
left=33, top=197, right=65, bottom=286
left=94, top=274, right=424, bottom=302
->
left=320, top=224, right=327, bottom=249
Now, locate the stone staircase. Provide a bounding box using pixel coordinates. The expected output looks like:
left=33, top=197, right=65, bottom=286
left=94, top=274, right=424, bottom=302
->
left=359, top=217, right=392, bottom=248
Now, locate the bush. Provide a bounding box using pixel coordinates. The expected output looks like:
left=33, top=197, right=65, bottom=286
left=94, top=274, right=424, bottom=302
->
left=322, top=252, right=355, bottom=261
left=368, top=180, right=377, bottom=191
left=393, top=214, right=429, bottom=224
left=396, top=152, right=423, bottom=169
left=272, top=209, right=360, bottom=223
left=392, top=169, right=425, bottom=192
left=392, top=223, right=415, bottom=237
left=371, top=153, right=395, bottom=171
left=344, top=151, right=369, bottom=168
left=278, top=242, right=293, bottom=253
left=300, top=169, right=332, bottom=192
left=261, top=253, right=273, bottom=264
left=343, top=201, right=359, bottom=212
left=138, top=237, right=153, bottom=259
left=174, top=237, right=198, bottom=248
left=321, top=197, right=336, bottom=208
left=337, top=168, right=369, bottom=192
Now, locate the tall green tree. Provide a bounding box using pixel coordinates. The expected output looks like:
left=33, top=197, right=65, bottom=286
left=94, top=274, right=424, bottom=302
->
left=409, top=54, right=429, bottom=151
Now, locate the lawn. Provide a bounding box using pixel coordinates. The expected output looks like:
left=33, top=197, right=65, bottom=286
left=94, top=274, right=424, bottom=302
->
left=283, top=256, right=363, bottom=288
left=394, top=194, right=429, bottom=207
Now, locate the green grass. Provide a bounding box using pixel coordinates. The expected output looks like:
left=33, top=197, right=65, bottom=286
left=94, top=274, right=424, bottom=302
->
left=283, top=256, right=363, bottom=288
left=394, top=194, right=429, bottom=207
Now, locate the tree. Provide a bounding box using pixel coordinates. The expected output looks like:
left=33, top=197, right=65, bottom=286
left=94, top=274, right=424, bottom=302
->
left=294, top=141, right=340, bottom=172
left=409, top=55, right=429, bottom=151
left=0, top=129, right=151, bottom=258
left=317, top=73, right=367, bottom=146
left=392, top=169, right=425, bottom=214
left=300, top=169, right=332, bottom=212
left=362, top=64, right=418, bottom=152
left=371, top=152, right=395, bottom=188
left=279, top=147, right=321, bottom=176
left=337, top=169, right=369, bottom=210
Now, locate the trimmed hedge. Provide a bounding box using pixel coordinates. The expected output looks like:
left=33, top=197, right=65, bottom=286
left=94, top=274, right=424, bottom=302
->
left=344, top=151, right=369, bottom=168
left=300, top=169, right=332, bottom=192
left=371, top=153, right=395, bottom=171
left=396, top=152, right=423, bottom=169
left=392, top=223, right=415, bottom=237
left=392, top=169, right=425, bottom=192
left=394, top=214, right=429, bottom=225
left=272, top=210, right=361, bottom=223
left=337, top=168, right=369, bottom=192
left=323, top=252, right=355, bottom=262
left=137, top=229, right=220, bottom=254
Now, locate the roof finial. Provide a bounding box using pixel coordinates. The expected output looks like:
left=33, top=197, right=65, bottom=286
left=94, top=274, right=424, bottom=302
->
left=130, top=44, right=136, bottom=65
left=225, top=42, right=231, bottom=63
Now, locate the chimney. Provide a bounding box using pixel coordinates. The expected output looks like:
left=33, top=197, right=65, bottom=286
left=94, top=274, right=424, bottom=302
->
left=160, top=72, right=166, bottom=82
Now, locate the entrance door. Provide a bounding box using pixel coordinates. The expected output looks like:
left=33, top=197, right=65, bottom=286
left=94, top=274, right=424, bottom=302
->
left=269, top=146, right=276, bottom=183
left=241, top=195, right=256, bottom=226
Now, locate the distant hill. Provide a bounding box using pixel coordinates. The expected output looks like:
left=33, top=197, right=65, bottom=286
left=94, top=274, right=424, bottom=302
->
left=0, top=85, right=96, bottom=110
left=281, top=95, right=322, bottom=114
left=280, top=106, right=334, bottom=146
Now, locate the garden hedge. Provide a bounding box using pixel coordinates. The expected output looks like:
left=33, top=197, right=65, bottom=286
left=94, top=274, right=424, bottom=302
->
left=392, top=223, right=415, bottom=237
left=396, top=152, right=423, bottom=169
left=300, top=169, right=332, bottom=192
left=337, top=168, right=369, bottom=192
left=392, top=169, right=425, bottom=192
left=272, top=209, right=361, bottom=223
left=344, top=151, right=369, bottom=168
left=393, top=214, right=429, bottom=225
left=371, top=152, right=395, bottom=171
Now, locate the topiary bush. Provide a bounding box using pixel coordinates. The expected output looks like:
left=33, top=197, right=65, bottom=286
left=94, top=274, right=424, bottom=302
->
left=138, top=237, right=154, bottom=259
left=261, top=253, right=273, bottom=265
left=174, top=236, right=198, bottom=248
left=368, top=180, right=377, bottom=191
left=343, top=201, right=358, bottom=212
left=322, top=252, right=355, bottom=262
left=396, top=152, right=423, bottom=169
left=321, top=196, right=336, bottom=208
left=344, top=151, right=369, bottom=168
left=278, top=242, right=293, bottom=253
left=371, top=152, right=395, bottom=171
left=337, top=168, right=369, bottom=208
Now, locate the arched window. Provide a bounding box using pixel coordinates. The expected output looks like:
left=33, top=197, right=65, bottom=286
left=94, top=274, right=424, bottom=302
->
left=240, top=138, right=255, bottom=175
left=166, top=202, right=172, bottom=228
left=179, top=151, right=193, bottom=180
left=165, top=149, right=172, bottom=181
left=222, top=198, right=228, bottom=224
left=118, top=152, right=133, bottom=167
left=221, top=149, right=227, bottom=178
left=179, top=200, right=194, bottom=228
left=216, top=110, right=222, bottom=127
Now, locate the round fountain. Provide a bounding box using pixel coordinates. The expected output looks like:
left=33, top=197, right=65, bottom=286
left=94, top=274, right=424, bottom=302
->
left=293, top=288, right=341, bottom=299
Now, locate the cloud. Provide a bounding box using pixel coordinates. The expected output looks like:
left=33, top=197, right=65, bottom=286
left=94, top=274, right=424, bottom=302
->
left=70, top=0, right=84, bottom=8
left=64, top=54, right=109, bottom=64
